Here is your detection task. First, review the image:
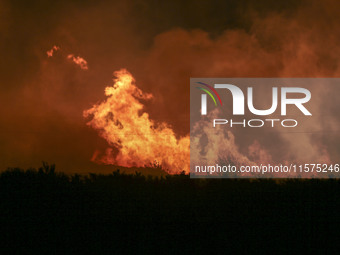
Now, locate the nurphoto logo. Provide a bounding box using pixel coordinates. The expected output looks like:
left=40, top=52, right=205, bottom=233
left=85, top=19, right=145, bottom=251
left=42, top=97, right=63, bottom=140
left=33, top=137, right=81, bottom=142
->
left=190, top=78, right=339, bottom=178
left=197, top=82, right=311, bottom=128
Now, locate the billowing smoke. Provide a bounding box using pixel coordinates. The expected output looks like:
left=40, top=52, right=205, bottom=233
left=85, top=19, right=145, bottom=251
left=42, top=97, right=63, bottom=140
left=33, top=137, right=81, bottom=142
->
left=1, top=0, right=340, bottom=173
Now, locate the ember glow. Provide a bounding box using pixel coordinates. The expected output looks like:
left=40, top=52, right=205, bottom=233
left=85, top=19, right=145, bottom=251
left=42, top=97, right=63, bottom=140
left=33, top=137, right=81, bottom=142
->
left=46, top=45, right=60, bottom=57
left=67, top=54, right=88, bottom=70
left=83, top=69, right=190, bottom=173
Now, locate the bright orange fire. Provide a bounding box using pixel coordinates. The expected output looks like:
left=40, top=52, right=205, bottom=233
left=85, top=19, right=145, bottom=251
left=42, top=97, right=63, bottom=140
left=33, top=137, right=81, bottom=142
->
left=83, top=69, right=190, bottom=173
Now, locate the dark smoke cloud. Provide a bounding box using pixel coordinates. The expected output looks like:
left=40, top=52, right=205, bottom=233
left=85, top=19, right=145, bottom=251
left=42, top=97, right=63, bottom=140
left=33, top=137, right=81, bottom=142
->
left=0, top=0, right=339, bottom=173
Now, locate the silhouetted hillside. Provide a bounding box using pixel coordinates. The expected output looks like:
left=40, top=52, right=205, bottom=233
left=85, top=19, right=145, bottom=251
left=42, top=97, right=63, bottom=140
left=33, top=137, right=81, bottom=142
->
left=0, top=163, right=339, bottom=254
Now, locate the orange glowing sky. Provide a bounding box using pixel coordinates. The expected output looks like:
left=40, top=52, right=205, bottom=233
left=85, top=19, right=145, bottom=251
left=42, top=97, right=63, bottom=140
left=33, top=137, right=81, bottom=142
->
left=1, top=0, right=340, bottom=173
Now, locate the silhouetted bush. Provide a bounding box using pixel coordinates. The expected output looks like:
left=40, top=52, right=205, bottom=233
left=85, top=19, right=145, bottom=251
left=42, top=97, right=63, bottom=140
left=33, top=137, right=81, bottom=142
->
left=0, top=164, right=339, bottom=254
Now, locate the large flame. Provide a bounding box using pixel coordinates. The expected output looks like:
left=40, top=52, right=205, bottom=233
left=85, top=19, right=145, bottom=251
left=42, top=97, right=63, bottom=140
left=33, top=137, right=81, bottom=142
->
left=83, top=69, right=189, bottom=173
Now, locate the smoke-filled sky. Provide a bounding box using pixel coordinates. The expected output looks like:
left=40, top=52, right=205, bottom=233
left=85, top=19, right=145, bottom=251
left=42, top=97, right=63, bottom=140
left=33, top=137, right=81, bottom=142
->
left=1, top=0, right=340, bottom=173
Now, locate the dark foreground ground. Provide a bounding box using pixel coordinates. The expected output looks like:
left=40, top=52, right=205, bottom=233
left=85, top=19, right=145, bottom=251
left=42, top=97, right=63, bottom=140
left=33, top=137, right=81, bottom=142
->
left=0, top=164, right=339, bottom=254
